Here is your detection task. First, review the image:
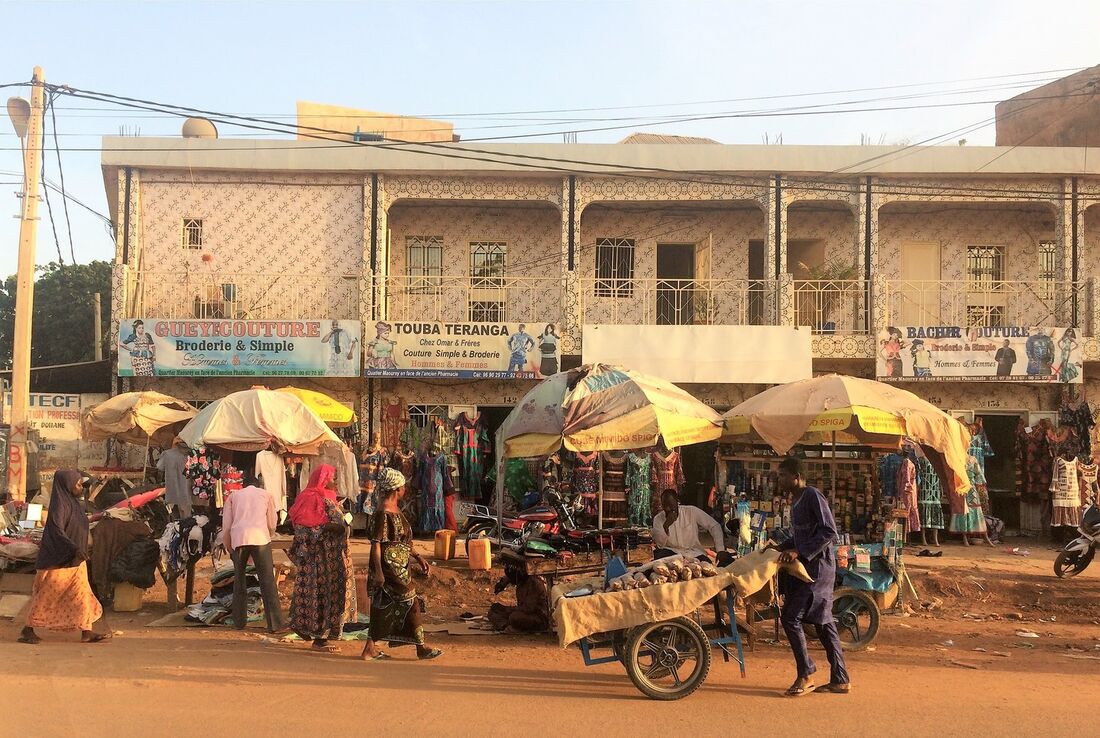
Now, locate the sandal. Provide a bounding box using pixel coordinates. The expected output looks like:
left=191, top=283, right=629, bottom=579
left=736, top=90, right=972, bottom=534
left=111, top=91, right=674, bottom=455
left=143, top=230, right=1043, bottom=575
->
left=311, top=640, right=340, bottom=654
left=17, top=634, right=41, bottom=645
left=417, top=648, right=444, bottom=661
left=784, top=680, right=815, bottom=697
left=368, top=651, right=391, bottom=661
left=81, top=633, right=111, bottom=644
left=817, top=683, right=852, bottom=694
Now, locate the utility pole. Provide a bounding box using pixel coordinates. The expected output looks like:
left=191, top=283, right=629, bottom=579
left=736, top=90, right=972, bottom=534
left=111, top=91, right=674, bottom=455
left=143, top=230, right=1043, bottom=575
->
left=93, top=292, right=103, bottom=362
left=5, top=67, right=45, bottom=502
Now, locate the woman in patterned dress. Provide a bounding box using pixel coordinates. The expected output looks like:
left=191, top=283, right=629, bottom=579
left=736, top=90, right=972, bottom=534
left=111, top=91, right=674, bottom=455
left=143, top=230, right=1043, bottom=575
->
left=287, top=465, right=353, bottom=653
left=625, top=451, right=654, bottom=527
left=361, top=469, right=443, bottom=662
left=916, top=456, right=944, bottom=547
left=19, top=471, right=111, bottom=644
left=950, top=456, right=994, bottom=546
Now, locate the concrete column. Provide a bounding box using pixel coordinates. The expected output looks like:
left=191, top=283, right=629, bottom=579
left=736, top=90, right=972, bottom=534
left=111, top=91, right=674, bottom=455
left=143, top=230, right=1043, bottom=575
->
left=561, top=176, right=582, bottom=356
left=871, top=275, right=890, bottom=331
left=777, top=273, right=795, bottom=326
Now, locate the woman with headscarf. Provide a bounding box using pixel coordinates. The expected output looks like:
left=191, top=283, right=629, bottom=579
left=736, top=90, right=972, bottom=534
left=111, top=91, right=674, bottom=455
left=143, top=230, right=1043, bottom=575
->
left=360, top=468, right=442, bottom=661
left=19, top=470, right=111, bottom=644
left=287, top=464, right=353, bottom=653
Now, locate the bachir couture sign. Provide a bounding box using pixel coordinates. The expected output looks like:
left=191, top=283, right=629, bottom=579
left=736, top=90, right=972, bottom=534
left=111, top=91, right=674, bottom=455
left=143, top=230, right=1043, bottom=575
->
left=876, top=326, right=1082, bottom=383
left=118, top=319, right=362, bottom=377
left=363, top=321, right=560, bottom=379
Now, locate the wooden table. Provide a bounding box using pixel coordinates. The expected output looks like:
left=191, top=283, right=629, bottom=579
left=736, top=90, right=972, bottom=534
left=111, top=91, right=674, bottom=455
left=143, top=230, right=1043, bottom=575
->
left=166, top=537, right=293, bottom=610
left=498, top=545, right=642, bottom=589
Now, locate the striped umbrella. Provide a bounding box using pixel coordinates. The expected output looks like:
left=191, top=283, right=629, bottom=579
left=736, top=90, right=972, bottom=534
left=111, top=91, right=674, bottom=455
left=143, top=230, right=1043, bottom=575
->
left=500, top=364, right=723, bottom=458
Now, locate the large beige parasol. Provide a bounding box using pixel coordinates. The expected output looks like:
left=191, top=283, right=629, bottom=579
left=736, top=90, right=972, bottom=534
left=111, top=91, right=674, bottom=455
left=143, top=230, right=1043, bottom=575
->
left=722, top=374, right=972, bottom=498
left=82, top=391, right=198, bottom=449
left=178, top=388, right=340, bottom=454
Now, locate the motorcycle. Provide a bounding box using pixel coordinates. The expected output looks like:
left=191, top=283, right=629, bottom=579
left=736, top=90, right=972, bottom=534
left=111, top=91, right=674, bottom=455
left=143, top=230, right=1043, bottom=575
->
left=1054, top=504, right=1100, bottom=578
left=463, top=489, right=584, bottom=549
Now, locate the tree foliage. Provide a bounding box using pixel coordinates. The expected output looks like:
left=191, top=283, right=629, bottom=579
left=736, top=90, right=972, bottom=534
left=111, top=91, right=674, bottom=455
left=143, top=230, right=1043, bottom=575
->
left=0, top=261, right=112, bottom=369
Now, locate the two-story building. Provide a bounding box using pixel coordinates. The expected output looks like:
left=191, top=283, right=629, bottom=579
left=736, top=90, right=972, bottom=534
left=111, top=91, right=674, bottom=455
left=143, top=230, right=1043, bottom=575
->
left=100, top=118, right=1100, bottom=518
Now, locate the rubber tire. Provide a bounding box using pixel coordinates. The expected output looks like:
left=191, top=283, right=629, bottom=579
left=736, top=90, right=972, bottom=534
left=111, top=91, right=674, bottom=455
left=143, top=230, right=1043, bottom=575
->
left=830, top=587, right=880, bottom=652
left=1054, top=547, right=1095, bottom=578
left=623, top=617, right=712, bottom=701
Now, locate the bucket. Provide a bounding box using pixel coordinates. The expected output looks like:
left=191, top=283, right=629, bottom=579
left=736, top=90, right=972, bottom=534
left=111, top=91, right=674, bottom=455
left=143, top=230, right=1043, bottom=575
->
left=112, top=582, right=143, bottom=612
left=434, top=529, right=456, bottom=561
left=467, top=537, right=492, bottom=570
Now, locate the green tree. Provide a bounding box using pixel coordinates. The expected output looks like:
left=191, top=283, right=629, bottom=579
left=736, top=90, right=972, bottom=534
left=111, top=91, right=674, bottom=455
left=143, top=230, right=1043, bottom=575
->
left=0, top=261, right=112, bottom=369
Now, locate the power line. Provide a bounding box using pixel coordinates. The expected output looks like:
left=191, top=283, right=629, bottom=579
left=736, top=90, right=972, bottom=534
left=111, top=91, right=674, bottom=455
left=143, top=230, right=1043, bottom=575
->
left=47, top=92, right=77, bottom=264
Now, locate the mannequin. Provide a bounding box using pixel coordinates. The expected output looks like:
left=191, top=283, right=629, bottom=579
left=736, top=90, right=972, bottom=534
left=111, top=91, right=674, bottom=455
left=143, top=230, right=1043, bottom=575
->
left=649, top=440, right=685, bottom=516
left=417, top=443, right=452, bottom=533
left=625, top=449, right=654, bottom=527
left=391, top=438, right=419, bottom=529
left=915, top=455, right=943, bottom=547
left=359, top=432, right=389, bottom=515
left=454, top=411, right=490, bottom=501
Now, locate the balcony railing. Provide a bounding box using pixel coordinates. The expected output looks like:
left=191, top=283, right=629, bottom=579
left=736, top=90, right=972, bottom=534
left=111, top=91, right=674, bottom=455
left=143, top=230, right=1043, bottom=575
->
left=793, top=279, right=870, bottom=334
left=883, top=280, right=1090, bottom=333
left=125, top=272, right=360, bottom=320
left=379, top=275, right=564, bottom=324
left=579, top=278, right=778, bottom=326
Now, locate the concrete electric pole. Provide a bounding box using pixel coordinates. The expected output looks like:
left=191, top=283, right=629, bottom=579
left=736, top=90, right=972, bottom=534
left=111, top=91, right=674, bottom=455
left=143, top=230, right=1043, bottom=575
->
left=5, top=67, right=45, bottom=502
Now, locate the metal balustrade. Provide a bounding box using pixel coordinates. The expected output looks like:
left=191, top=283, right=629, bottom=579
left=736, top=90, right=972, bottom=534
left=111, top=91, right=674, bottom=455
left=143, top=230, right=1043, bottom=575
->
left=883, top=280, right=1089, bottom=333
left=378, top=275, right=565, bottom=324
left=578, top=278, right=779, bottom=326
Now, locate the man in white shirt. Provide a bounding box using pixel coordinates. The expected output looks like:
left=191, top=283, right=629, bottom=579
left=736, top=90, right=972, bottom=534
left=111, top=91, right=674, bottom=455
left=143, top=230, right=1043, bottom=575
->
left=221, top=470, right=285, bottom=633
left=651, top=489, right=726, bottom=562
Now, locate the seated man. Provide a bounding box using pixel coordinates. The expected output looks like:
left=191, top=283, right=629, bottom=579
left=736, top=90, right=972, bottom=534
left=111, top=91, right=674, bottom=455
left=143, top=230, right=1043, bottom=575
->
left=651, top=489, right=729, bottom=563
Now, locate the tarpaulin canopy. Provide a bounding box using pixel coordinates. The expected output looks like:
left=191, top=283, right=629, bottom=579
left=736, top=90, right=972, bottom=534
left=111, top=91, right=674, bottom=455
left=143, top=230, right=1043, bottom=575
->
left=81, top=391, right=198, bottom=449
left=178, top=388, right=340, bottom=454
left=721, top=374, right=972, bottom=498
left=500, top=363, right=724, bottom=459
left=275, top=387, right=357, bottom=427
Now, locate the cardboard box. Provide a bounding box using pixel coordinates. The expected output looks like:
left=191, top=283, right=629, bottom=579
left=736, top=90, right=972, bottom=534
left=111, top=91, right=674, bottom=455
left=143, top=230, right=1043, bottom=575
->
left=872, top=582, right=899, bottom=611
left=0, top=573, right=35, bottom=594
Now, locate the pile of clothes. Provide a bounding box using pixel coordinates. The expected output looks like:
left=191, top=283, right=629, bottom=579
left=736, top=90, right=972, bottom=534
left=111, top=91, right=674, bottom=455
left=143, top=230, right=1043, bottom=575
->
left=185, top=566, right=264, bottom=626
left=90, top=516, right=159, bottom=598
left=157, top=515, right=215, bottom=574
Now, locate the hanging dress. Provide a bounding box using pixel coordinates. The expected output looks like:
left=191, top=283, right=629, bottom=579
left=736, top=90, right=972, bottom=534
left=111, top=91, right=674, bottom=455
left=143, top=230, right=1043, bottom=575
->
left=572, top=452, right=601, bottom=518
left=951, top=456, right=988, bottom=534
left=1051, top=456, right=1082, bottom=528
left=454, top=413, right=490, bottom=500
left=1078, top=461, right=1099, bottom=507
left=390, top=450, right=419, bottom=529
left=417, top=452, right=451, bottom=533
left=358, top=447, right=389, bottom=515
left=915, top=456, right=945, bottom=530
left=650, top=450, right=685, bottom=516
left=897, top=455, right=921, bottom=533
left=600, top=452, right=628, bottom=526
left=625, top=452, right=654, bottom=527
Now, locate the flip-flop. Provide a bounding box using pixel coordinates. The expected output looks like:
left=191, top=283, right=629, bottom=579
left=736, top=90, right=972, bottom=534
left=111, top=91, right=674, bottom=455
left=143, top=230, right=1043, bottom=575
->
left=418, top=648, right=444, bottom=661
left=368, top=651, right=391, bottom=661
left=917, top=549, right=933, bottom=557
left=817, top=683, right=852, bottom=694
left=81, top=633, right=111, bottom=644
left=784, top=682, right=816, bottom=697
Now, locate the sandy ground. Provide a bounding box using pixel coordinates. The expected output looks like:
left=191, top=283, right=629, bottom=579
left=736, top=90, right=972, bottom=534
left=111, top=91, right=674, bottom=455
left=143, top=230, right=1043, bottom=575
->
left=2, top=540, right=1100, bottom=738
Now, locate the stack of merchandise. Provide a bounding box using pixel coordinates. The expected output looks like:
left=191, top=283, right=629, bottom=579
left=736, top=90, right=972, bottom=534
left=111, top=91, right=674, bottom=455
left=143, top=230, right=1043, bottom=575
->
left=607, top=555, right=719, bottom=591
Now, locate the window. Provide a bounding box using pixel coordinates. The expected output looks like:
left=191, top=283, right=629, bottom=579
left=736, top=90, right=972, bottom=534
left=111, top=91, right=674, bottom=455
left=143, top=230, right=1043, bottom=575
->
left=967, top=304, right=1006, bottom=328
left=469, top=301, right=506, bottom=322
left=595, top=238, right=635, bottom=298
left=1038, top=240, right=1057, bottom=299
left=407, top=236, right=443, bottom=294
left=408, top=404, right=449, bottom=430
left=182, top=218, right=203, bottom=249
left=470, top=241, right=506, bottom=289
left=966, top=245, right=1005, bottom=288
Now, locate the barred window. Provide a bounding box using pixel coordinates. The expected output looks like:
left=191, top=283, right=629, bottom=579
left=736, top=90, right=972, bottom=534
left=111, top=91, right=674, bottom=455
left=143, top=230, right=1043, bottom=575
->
left=966, top=245, right=1005, bottom=287
left=595, top=238, right=635, bottom=298
left=407, top=236, right=443, bottom=294
left=1038, top=240, right=1057, bottom=299
left=470, top=241, right=506, bottom=289
left=408, top=404, right=449, bottom=429
left=182, top=218, right=203, bottom=249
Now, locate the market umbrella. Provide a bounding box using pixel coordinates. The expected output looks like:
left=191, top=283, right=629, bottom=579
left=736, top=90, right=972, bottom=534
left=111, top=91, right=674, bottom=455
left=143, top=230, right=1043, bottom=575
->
left=500, top=363, right=724, bottom=458
left=178, top=388, right=341, bottom=454
left=275, top=387, right=357, bottom=427
left=721, top=374, right=972, bottom=499
left=81, top=391, right=198, bottom=449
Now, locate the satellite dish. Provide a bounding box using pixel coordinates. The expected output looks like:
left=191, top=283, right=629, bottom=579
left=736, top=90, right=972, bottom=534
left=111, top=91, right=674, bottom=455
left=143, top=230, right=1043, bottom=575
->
left=182, top=117, right=218, bottom=139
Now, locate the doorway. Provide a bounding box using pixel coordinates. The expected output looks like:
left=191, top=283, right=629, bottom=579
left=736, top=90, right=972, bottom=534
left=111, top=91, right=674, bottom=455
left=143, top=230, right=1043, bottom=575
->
left=476, top=405, right=516, bottom=504
left=748, top=239, right=766, bottom=325
left=657, top=244, right=695, bottom=325
left=976, top=412, right=1025, bottom=530
left=679, top=441, right=717, bottom=511
left=898, top=241, right=941, bottom=325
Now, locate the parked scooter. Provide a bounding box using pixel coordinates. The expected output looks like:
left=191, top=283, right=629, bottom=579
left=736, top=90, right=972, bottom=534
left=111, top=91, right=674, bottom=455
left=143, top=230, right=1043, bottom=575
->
left=1054, top=504, right=1100, bottom=578
left=463, top=489, right=584, bottom=549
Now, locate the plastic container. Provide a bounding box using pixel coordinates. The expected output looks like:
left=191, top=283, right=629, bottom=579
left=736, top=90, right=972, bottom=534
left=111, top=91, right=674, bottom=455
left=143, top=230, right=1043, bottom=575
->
left=112, top=582, right=143, bottom=612
left=434, top=529, right=456, bottom=561
left=467, top=537, right=492, bottom=570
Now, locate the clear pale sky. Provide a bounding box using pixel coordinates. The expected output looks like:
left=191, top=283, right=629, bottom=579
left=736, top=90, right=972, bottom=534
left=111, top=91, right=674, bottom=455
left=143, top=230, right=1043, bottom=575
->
left=2, top=0, right=1098, bottom=276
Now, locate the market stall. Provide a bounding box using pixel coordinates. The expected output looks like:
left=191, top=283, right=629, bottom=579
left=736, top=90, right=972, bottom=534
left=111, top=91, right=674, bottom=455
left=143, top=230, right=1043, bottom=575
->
left=719, top=374, right=973, bottom=611
left=491, top=364, right=724, bottom=573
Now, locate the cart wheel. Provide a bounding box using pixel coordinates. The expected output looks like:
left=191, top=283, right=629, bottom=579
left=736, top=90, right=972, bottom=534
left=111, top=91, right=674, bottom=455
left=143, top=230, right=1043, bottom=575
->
left=1054, top=548, right=1094, bottom=578
left=623, top=617, right=711, bottom=700
left=831, top=587, right=880, bottom=652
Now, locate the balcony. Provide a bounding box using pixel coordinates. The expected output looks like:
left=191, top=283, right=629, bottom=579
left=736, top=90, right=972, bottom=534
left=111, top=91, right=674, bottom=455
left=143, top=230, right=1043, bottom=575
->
left=124, top=271, right=360, bottom=320
left=579, top=278, right=779, bottom=326
left=883, top=280, right=1091, bottom=334
left=793, top=279, right=870, bottom=334
left=379, top=275, right=564, bottom=324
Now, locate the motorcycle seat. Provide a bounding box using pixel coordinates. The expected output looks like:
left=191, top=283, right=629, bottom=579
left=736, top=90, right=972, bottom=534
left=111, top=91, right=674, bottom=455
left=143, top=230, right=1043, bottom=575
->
left=520, top=510, right=557, bottom=523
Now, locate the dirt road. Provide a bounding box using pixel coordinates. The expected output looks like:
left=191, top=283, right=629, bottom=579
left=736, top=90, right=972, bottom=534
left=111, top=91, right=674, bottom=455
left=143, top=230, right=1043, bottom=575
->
left=2, top=544, right=1099, bottom=737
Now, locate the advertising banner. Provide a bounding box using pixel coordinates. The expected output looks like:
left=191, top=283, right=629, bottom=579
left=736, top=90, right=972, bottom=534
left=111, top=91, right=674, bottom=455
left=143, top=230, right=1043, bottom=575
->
left=876, top=326, right=1082, bottom=383
left=118, top=319, right=362, bottom=377
left=363, top=321, right=560, bottom=379
left=2, top=392, right=109, bottom=470
left=582, top=325, right=812, bottom=384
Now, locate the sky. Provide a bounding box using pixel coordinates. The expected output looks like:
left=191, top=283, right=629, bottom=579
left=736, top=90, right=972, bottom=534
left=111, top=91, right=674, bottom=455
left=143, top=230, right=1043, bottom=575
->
left=1, top=0, right=1098, bottom=276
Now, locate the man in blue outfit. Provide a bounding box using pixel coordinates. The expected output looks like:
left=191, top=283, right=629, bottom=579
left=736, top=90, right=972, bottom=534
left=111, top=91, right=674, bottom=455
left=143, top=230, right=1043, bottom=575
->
left=776, top=456, right=851, bottom=697
left=507, top=324, right=535, bottom=374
